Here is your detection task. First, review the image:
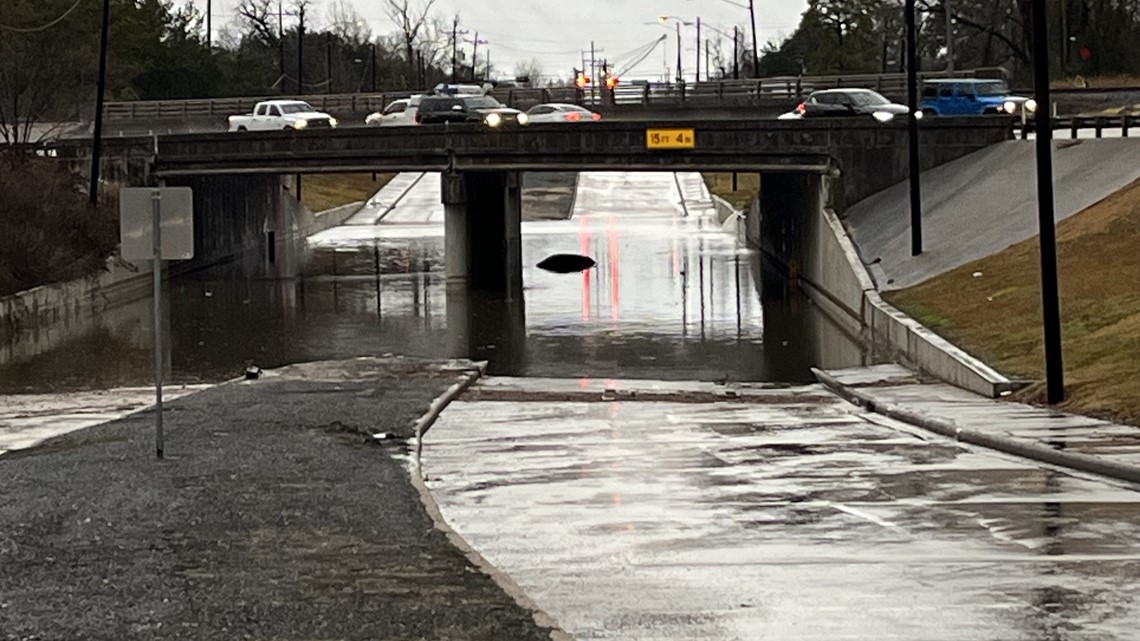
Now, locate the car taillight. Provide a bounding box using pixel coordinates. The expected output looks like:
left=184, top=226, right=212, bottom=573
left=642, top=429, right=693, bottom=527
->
left=565, top=112, right=582, bottom=122
left=414, top=113, right=421, bottom=124
left=591, top=113, right=601, bottom=121
left=795, top=102, right=806, bottom=115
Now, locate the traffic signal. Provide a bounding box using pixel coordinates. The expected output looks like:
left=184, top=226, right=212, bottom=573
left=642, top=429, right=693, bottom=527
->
left=604, top=74, right=619, bottom=90
left=574, top=70, right=589, bottom=89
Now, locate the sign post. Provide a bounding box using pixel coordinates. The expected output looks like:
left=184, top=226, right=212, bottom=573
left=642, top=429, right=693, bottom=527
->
left=120, top=186, right=194, bottom=459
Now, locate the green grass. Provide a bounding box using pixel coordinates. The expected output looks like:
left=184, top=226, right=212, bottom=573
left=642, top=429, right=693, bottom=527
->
left=294, top=173, right=395, bottom=213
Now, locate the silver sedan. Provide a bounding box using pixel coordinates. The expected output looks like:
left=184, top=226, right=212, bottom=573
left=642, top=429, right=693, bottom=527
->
left=525, top=103, right=601, bottom=123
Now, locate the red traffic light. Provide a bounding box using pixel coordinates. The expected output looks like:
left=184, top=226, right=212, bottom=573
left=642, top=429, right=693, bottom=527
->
left=574, top=72, right=589, bottom=89
left=604, top=75, right=619, bottom=89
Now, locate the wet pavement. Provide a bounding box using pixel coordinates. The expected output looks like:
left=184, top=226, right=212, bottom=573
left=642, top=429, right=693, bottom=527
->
left=422, top=377, right=1140, bottom=641
left=1, top=171, right=871, bottom=393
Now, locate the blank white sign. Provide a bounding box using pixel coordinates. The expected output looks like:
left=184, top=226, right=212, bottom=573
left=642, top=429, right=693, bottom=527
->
left=120, top=187, right=195, bottom=261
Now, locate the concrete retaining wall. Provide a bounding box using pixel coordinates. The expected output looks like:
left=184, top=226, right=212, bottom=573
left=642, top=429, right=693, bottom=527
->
left=739, top=171, right=1014, bottom=398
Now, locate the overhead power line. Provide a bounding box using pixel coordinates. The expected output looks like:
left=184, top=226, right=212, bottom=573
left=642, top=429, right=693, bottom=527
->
left=0, top=0, right=86, bottom=33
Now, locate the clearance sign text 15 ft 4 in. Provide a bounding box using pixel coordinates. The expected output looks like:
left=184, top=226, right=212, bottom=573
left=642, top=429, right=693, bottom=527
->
left=646, top=128, right=695, bottom=150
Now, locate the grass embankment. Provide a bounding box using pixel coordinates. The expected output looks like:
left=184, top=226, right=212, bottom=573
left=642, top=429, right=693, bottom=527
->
left=703, top=173, right=760, bottom=210
left=0, top=157, right=118, bottom=297
left=1054, top=74, right=1140, bottom=89
left=886, top=178, right=1140, bottom=425
left=293, top=173, right=394, bottom=213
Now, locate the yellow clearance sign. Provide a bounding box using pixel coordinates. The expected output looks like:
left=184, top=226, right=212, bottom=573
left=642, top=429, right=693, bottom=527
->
left=646, top=128, right=695, bottom=150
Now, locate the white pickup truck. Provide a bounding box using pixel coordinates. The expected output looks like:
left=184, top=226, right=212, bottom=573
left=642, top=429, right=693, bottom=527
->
left=228, top=100, right=338, bottom=132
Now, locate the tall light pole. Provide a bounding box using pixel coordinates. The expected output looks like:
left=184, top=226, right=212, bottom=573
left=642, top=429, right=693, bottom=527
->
left=733, top=25, right=739, bottom=79
left=905, top=0, right=923, bottom=256
left=676, top=22, right=683, bottom=83
left=943, top=0, right=955, bottom=72
left=206, top=0, right=212, bottom=48
left=696, top=17, right=702, bottom=82
left=748, top=0, right=758, bottom=77
left=1032, top=0, right=1064, bottom=404
left=89, top=0, right=111, bottom=206
left=451, top=17, right=458, bottom=83
left=297, top=4, right=306, bottom=94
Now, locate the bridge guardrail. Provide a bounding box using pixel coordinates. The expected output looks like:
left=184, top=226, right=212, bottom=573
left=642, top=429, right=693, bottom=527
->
left=100, top=68, right=1008, bottom=121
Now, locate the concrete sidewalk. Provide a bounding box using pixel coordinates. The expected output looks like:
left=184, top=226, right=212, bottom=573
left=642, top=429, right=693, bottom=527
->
left=0, top=358, right=562, bottom=641
left=817, top=364, right=1140, bottom=484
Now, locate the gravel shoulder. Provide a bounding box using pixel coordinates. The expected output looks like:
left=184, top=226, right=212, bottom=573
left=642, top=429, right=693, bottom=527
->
left=0, top=357, right=558, bottom=641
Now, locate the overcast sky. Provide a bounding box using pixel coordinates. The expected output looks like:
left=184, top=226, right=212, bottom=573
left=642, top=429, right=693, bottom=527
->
left=187, top=0, right=808, bottom=82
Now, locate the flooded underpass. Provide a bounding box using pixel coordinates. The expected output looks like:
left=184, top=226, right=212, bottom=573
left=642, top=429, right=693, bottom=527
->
left=0, top=171, right=869, bottom=393
left=4, top=171, right=1137, bottom=640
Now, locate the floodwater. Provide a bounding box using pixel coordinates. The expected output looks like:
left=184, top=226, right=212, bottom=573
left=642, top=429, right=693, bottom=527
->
left=0, top=171, right=872, bottom=393
left=422, top=378, right=1140, bottom=641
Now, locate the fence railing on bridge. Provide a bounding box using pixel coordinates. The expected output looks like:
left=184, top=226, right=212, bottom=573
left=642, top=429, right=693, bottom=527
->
left=101, top=68, right=1007, bottom=122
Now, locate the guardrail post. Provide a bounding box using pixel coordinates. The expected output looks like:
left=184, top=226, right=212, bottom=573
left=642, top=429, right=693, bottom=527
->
left=1124, top=115, right=1131, bottom=138
left=795, top=77, right=802, bottom=97
left=679, top=81, right=686, bottom=103
left=643, top=83, right=650, bottom=104
left=1070, top=117, right=1079, bottom=139
left=1094, top=117, right=1103, bottom=138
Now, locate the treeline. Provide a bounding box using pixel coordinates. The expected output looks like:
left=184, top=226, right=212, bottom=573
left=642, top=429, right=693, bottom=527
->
left=748, top=0, right=1140, bottom=81
left=0, top=0, right=478, bottom=143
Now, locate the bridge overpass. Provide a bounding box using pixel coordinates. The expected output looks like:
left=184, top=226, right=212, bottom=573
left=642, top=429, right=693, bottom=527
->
left=38, top=117, right=1009, bottom=293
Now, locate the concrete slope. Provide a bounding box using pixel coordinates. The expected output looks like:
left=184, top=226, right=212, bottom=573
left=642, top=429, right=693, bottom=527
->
left=847, top=139, right=1140, bottom=290
left=342, top=172, right=427, bottom=225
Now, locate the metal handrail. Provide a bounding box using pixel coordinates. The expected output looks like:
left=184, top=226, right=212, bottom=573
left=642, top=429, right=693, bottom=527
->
left=98, top=67, right=1014, bottom=121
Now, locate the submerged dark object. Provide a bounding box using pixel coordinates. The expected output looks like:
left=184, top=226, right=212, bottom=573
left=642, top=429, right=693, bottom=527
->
left=536, top=254, right=596, bottom=274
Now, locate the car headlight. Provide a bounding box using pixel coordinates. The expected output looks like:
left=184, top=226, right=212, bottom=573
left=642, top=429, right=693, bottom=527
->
left=517, top=112, right=529, bottom=125
left=292, top=120, right=308, bottom=129
left=914, top=110, right=924, bottom=121
left=485, top=113, right=502, bottom=128
left=329, top=117, right=338, bottom=128
left=1003, top=101, right=1017, bottom=114
left=1025, top=99, right=1038, bottom=113
left=872, top=111, right=895, bottom=123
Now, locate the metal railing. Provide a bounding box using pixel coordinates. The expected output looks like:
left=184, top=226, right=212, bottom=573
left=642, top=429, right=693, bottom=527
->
left=101, top=68, right=1008, bottom=121
left=1018, top=115, right=1139, bottom=139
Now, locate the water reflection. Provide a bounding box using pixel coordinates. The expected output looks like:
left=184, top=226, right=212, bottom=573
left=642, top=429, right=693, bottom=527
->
left=1, top=173, right=878, bottom=393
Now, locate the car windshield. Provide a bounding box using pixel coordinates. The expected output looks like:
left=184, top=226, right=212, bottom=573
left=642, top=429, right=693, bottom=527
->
left=849, top=91, right=891, bottom=107
left=462, top=96, right=504, bottom=109
left=279, top=103, right=314, bottom=114
left=974, top=81, right=1010, bottom=96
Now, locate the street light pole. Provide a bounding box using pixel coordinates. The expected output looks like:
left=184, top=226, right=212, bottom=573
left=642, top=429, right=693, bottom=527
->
left=89, top=0, right=111, bottom=206
left=943, top=0, right=955, bottom=72
left=1032, top=0, right=1065, bottom=404
left=676, top=22, right=683, bottom=83
left=733, top=26, right=740, bottom=80
left=278, top=1, right=286, bottom=94
left=696, top=17, right=702, bottom=82
left=748, top=0, right=759, bottom=77
left=905, top=0, right=923, bottom=256
left=371, top=43, right=377, bottom=92
left=297, top=5, right=305, bottom=94
left=206, top=0, right=212, bottom=48
left=451, top=17, right=458, bottom=83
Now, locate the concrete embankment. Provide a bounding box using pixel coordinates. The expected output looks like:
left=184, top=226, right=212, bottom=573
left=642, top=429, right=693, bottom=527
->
left=0, top=357, right=565, bottom=641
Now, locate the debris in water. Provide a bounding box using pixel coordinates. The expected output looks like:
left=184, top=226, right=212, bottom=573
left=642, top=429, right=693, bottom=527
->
left=245, top=365, right=263, bottom=380
left=537, top=254, right=596, bottom=273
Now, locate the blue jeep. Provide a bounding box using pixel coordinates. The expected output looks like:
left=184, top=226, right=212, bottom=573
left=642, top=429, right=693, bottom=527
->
left=920, top=79, right=1037, bottom=117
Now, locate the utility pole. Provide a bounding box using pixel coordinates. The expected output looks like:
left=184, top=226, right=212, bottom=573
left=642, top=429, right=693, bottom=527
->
left=326, top=35, right=333, bottom=94
left=297, top=5, right=305, bottom=94
left=943, top=0, right=955, bottom=72
left=675, top=22, right=683, bottom=83
left=278, top=1, right=286, bottom=94
left=748, top=0, right=759, bottom=78
left=371, top=43, right=377, bottom=92
left=706, top=39, right=711, bottom=81
left=1032, top=0, right=1065, bottom=404
left=451, top=17, right=459, bottom=82
left=89, top=0, right=111, bottom=206
left=905, top=0, right=923, bottom=256
left=590, top=41, right=596, bottom=101
left=733, top=26, right=739, bottom=80
left=206, top=0, right=212, bottom=48
left=472, top=32, right=480, bottom=82
left=696, top=17, right=702, bottom=82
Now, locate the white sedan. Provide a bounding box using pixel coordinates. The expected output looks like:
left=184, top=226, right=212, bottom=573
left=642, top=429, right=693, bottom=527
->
left=525, top=103, right=601, bottom=123
left=365, top=96, right=422, bottom=127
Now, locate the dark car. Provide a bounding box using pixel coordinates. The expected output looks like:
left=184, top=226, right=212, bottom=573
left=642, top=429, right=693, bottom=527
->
left=795, top=88, right=911, bottom=122
left=415, top=95, right=529, bottom=127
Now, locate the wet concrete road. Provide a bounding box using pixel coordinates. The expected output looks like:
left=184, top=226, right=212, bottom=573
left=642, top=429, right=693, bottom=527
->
left=1, top=171, right=870, bottom=393
left=423, top=378, right=1140, bottom=640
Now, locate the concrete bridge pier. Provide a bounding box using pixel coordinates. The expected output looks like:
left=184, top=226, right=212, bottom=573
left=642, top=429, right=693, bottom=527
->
left=441, top=170, right=524, bottom=297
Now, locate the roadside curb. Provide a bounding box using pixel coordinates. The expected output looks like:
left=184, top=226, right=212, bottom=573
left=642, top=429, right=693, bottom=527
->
left=409, top=365, right=575, bottom=641
left=813, top=367, right=1140, bottom=485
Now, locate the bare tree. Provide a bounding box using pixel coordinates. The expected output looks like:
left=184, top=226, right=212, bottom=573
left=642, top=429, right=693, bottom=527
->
left=381, top=0, right=438, bottom=69
left=513, top=58, right=544, bottom=86
left=326, top=0, right=371, bottom=45
left=235, top=0, right=280, bottom=46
